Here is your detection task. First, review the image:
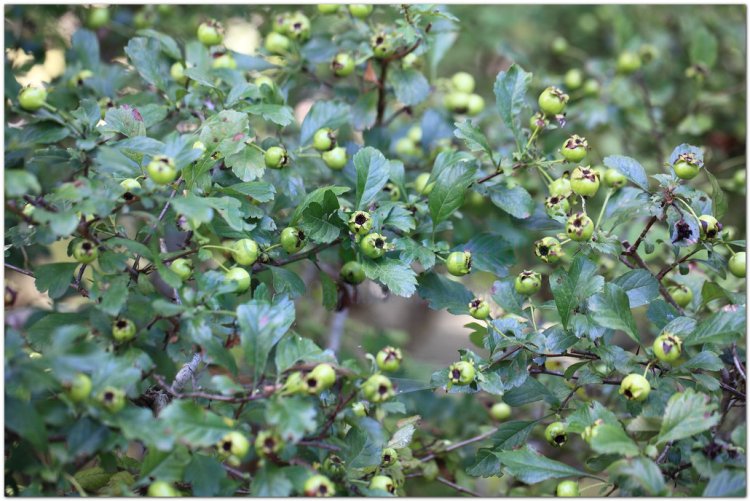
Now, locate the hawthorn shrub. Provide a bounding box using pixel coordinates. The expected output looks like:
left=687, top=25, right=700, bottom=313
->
left=4, top=4, right=747, bottom=498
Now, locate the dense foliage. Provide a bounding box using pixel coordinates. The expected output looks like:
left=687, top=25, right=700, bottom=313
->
left=4, top=3, right=746, bottom=497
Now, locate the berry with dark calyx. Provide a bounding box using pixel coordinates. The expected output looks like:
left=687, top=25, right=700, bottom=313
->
left=303, top=474, right=335, bottom=497
left=566, top=212, right=595, bottom=241
left=376, top=346, right=402, bottom=372
left=381, top=447, right=398, bottom=467
left=604, top=168, right=627, bottom=188
left=446, top=250, right=472, bottom=276
left=69, top=69, right=94, bottom=87
left=490, top=402, right=511, bottom=421
left=549, top=177, right=572, bottom=198
left=197, top=21, right=223, bottom=46
left=147, top=155, right=178, bottom=185
left=619, top=373, right=651, bottom=401
left=556, top=480, right=579, bottom=497
left=305, top=363, right=337, bottom=395
left=313, top=128, right=336, bottom=151
left=322, top=147, right=347, bottom=170
left=530, top=111, right=548, bottom=132
left=255, top=430, right=283, bottom=458
left=545, top=195, right=570, bottom=217
left=570, top=165, right=600, bottom=197
left=360, top=233, right=388, bottom=259
left=322, top=455, right=345, bottom=477
left=369, top=475, right=395, bottom=494
left=564, top=69, right=583, bottom=90
left=212, top=52, right=237, bottom=70
left=668, top=284, right=693, bottom=307
left=561, top=135, right=589, bottom=163
left=448, top=360, right=476, bottom=386
left=371, top=31, right=394, bottom=59
left=170, top=62, right=188, bottom=84
left=18, top=86, right=48, bottom=111
left=272, top=12, right=292, bottom=34
left=348, top=210, right=372, bottom=235
left=318, top=4, right=340, bottom=14
left=340, top=261, right=365, bottom=284
left=581, top=418, right=603, bottom=444
left=534, top=237, right=563, bottom=264
left=698, top=215, right=722, bottom=241
left=444, top=91, right=470, bottom=114
left=729, top=252, right=746, bottom=278
left=232, top=238, right=259, bottom=265
left=351, top=401, right=367, bottom=417
left=112, top=318, right=136, bottom=342
left=383, top=182, right=400, bottom=201
left=348, top=4, right=373, bottom=19
left=224, top=267, right=251, bottom=293
left=86, top=6, right=110, bottom=29
left=264, top=146, right=289, bottom=169
left=617, top=51, right=642, bottom=74
left=545, top=421, right=568, bottom=447
left=468, top=298, right=490, bottom=320
left=673, top=152, right=702, bottom=180
left=653, top=332, right=682, bottom=363
left=99, top=386, right=126, bottom=413
left=218, top=431, right=250, bottom=458
left=515, top=270, right=542, bottom=296
left=287, top=12, right=311, bottom=41
left=281, top=227, right=306, bottom=253
left=281, top=371, right=306, bottom=395
left=538, top=86, right=569, bottom=116
left=451, top=72, right=475, bottom=93
left=331, top=52, right=355, bottom=77
left=362, top=374, right=395, bottom=402
left=66, top=373, right=92, bottom=402
left=265, top=32, right=291, bottom=54
left=169, top=258, right=193, bottom=281
left=120, top=178, right=141, bottom=200
left=147, top=481, right=180, bottom=497
left=73, top=240, right=99, bottom=264
left=466, top=94, right=485, bottom=116
left=414, top=172, right=435, bottom=195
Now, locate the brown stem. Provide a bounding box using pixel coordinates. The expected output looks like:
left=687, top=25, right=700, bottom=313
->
left=656, top=248, right=701, bottom=280
left=530, top=367, right=623, bottom=385
left=436, top=476, right=481, bottom=497
left=418, top=427, right=499, bottom=463
left=375, top=61, right=390, bottom=126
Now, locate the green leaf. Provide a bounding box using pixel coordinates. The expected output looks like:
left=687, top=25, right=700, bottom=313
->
left=100, top=106, right=147, bottom=137
left=299, top=101, right=349, bottom=146
left=300, top=198, right=344, bottom=244
left=703, top=470, right=746, bottom=497
left=155, top=400, right=234, bottom=447
left=704, top=168, right=727, bottom=219
left=417, top=272, right=474, bottom=314
left=266, top=396, right=317, bottom=443
left=495, top=445, right=591, bottom=484
left=124, top=37, right=170, bottom=92
left=184, top=455, right=224, bottom=497
left=684, top=305, right=745, bottom=346
left=99, top=274, right=130, bottom=316
left=387, top=422, right=416, bottom=448
left=139, top=447, right=191, bottom=483
left=251, top=466, right=293, bottom=497
left=204, top=196, right=248, bottom=231
left=224, top=181, right=275, bottom=202
left=199, top=110, right=249, bottom=155
left=502, top=377, right=560, bottom=407
left=320, top=273, right=338, bottom=311
left=136, top=28, right=182, bottom=59
left=466, top=449, right=503, bottom=478
left=613, top=269, right=660, bottom=308
left=290, top=186, right=350, bottom=225
left=657, top=388, right=719, bottom=445
left=677, top=350, right=724, bottom=371
left=341, top=417, right=386, bottom=468
left=607, top=457, right=666, bottom=496
left=5, top=170, right=41, bottom=197
left=428, top=156, right=476, bottom=224
left=689, top=26, right=718, bottom=68
left=225, top=146, right=265, bottom=182
left=490, top=420, right=538, bottom=450
left=34, top=262, right=79, bottom=299
left=360, top=257, right=417, bottom=298
left=488, top=184, right=534, bottom=219
left=454, top=120, right=495, bottom=164
left=491, top=278, right=525, bottom=316
left=589, top=283, right=639, bottom=343
left=462, top=232, right=514, bottom=277
left=5, top=396, right=48, bottom=451
left=550, top=255, right=604, bottom=329
left=589, top=423, right=640, bottom=458
left=395, top=238, right=436, bottom=270
left=389, top=67, right=430, bottom=106
left=237, top=296, right=296, bottom=385
left=354, top=147, right=391, bottom=210
left=247, top=103, right=295, bottom=127
left=493, top=64, right=531, bottom=146
left=603, top=155, right=649, bottom=191
left=171, top=194, right=214, bottom=225
left=275, top=333, right=327, bottom=373
left=268, top=266, right=306, bottom=299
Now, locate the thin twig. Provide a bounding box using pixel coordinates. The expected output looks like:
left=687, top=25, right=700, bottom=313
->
left=530, top=367, right=622, bottom=386
left=732, top=343, right=746, bottom=381
left=419, top=427, right=499, bottom=463
left=436, top=476, right=481, bottom=497
left=656, top=248, right=701, bottom=280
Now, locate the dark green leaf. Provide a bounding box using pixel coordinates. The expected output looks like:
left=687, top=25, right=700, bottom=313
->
left=417, top=272, right=474, bottom=314
left=589, top=283, right=639, bottom=343
left=34, top=262, right=79, bottom=299
left=493, top=64, right=531, bottom=146
left=488, top=184, right=534, bottom=219
left=657, top=388, right=719, bottom=445
left=495, top=446, right=591, bottom=484
left=550, top=255, right=603, bottom=329
left=354, top=147, right=391, bottom=210
left=603, top=155, right=650, bottom=191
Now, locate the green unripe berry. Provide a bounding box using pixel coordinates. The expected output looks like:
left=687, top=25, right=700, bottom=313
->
left=255, top=430, right=283, bottom=458
left=616, top=51, right=642, bottom=74
left=556, top=480, right=579, bottom=497
left=224, top=267, right=251, bottom=293
left=376, top=346, right=402, bottom=372
left=581, top=418, right=603, bottom=444
left=147, top=481, right=179, bottom=497
left=545, top=195, right=570, bottom=218
left=340, top=261, right=366, bottom=284
left=561, top=135, right=589, bottom=163
left=604, top=168, right=627, bottom=188
left=313, top=128, right=336, bottom=152
left=265, top=32, right=291, bottom=54
left=197, top=21, right=223, bottom=46
left=381, top=448, right=398, bottom=467
left=467, top=94, right=485, bottom=116
left=530, top=111, right=548, bottom=132
left=348, top=211, right=373, bottom=235
left=448, top=360, right=476, bottom=386
left=86, top=6, right=110, bottom=29
left=549, top=177, right=572, bottom=198
left=212, top=52, right=237, bottom=70
left=414, top=172, right=435, bottom=195
left=534, top=237, right=563, bottom=264
left=566, top=212, right=595, bottom=241
left=66, top=373, right=92, bottom=402
left=218, top=431, right=250, bottom=458
left=99, top=386, right=126, bottom=413
left=254, top=75, right=275, bottom=90
left=264, top=146, right=289, bottom=169
left=729, top=252, right=746, bottom=278
left=170, top=62, right=187, bottom=84
left=112, top=318, right=137, bottom=342
left=331, top=52, right=355, bottom=77
left=18, top=86, right=47, bottom=111
left=444, top=91, right=470, bottom=114
left=169, top=258, right=193, bottom=281
left=514, top=270, right=542, bottom=296
left=564, top=69, right=583, bottom=90
left=69, top=69, right=94, bottom=87
left=322, top=147, right=348, bottom=170
left=305, top=363, right=337, bottom=394
left=582, top=78, right=600, bottom=96
left=73, top=240, right=99, bottom=264
left=490, top=402, right=511, bottom=421
left=369, top=475, right=395, bottom=494
left=445, top=250, right=472, bottom=276
left=351, top=401, right=367, bottom=417
left=281, top=227, right=306, bottom=253
left=362, top=374, right=394, bottom=402
left=147, top=155, right=178, bottom=185
left=672, top=152, right=702, bottom=180
left=120, top=178, right=141, bottom=197
left=468, top=298, right=490, bottom=320
left=303, top=474, right=335, bottom=497
left=551, top=37, right=568, bottom=55
left=348, top=4, right=373, bottom=19
left=287, top=12, right=311, bottom=41
left=620, top=374, right=651, bottom=402
left=545, top=421, right=568, bottom=447
left=698, top=215, right=722, bottom=241
left=668, top=284, right=693, bottom=308
left=360, top=233, right=387, bottom=259
left=538, top=86, right=569, bottom=116
left=318, top=4, right=340, bottom=14
left=653, top=333, right=682, bottom=363
left=232, top=238, right=259, bottom=266
left=371, top=32, right=394, bottom=58
left=569, top=165, right=600, bottom=197
left=451, top=71, right=475, bottom=93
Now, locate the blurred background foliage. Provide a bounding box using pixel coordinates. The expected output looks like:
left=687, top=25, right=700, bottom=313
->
left=4, top=4, right=746, bottom=496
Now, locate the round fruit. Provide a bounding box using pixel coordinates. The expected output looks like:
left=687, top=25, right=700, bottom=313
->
left=619, top=373, right=651, bottom=401
left=351, top=401, right=367, bottom=417
left=303, top=474, right=335, bottom=497
left=534, top=237, right=563, bottom=264
left=467, top=94, right=485, bottom=116
left=448, top=360, right=476, bottom=386
left=305, top=363, right=337, bottom=395
left=604, top=168, right=627, bottom=188
left=414, top=173, right=435, bottom=195
left=112, top=318, right=136, bottom=342
left=18, top=86, right=47, bottom=111
left=673, top=152, right=702, bottom=180
left=321, top=147, right=347, bottom=170
left=407, top=126, right=422, bottom=143
left=451, top=72, right=476, bottom=93
left=617, top=51, right=642, bottom=74
left=86, top=6, right=110, bottom=29
left=233, top=238, right=259, bottom=266
left=468, top=298, right=490, bottom=320
left=265, top=32, right=291, bottom=54
left=561, top=135, right=589, bottom=163
left=147, top=155, right=178, bottom=185
left=69, top=69, right=94, bottom=87
left=254, top=75, right=275, bottom=90
left=362, top=374, right=394, bottom=402
left=331, top=52, right=355, bottom=77
left=169, top=258, right=193, bottom=280
left=653, top=332, right=682, bottom=363
left=313, top=128, right=336, bottom=152
left=582, top=78, right=600, bottom=96
left=348, top=211, right=373, bottom=235
left=376, top=346, right=402, bottom=372
left=197, top=21, right=223, bottom=46
left=570, top=166, right=600, bottom=197
left=490, top=402, right=511, bottom=421
left=348, top=4, right=373, bottom=18
left=255, top=430, right=283, bottom=457
left=73, top=240, right=99, bottom=264
left=369, top=475, right=395, bottom=494
left=384, top=183, right=400, bottom=201
left=281, top=227, right=306, bottom=253
left=287, top=12, right=311, bottom=41
left=120, top=178, right=141, bottom=197
left=340, top=261, right=366, bottom=284
left=514, top=270, right=542, bottom=296
left=668, top=284, right=693, bottom=307
left=170, top=62, right=187, bottom=84
left=318, top=4, right=340, bottom=14
left=212, top=53, right=237, bottom=70
left=67, top=373, right=92, bottom=402
left=99, top=387, right=126, bottom=413
left=551, top=36, right=568, bottom=55
left=545, top=195, right=570, bottom=217
left=272, top=12, right=292, bottom=34
left=564, top=69, right=583, bottom=90
left=729, top=252, right=746, bottom=278
left=147, top=481, right=180, bottom=497
left=581, top=418, right=603, bottom=444
left=444, top=91, right=470, bottom=114
left=446, top=250, right=472, bottom=276
left=264, top=146, right=288, bottom=169
left=538, top=86, right=569, bottom=116
left=556, top=480, right=579, bottom=497
left=371, top=32, right=394, bottom=59
left=224, top=267, right=251, bottom=293
left=395, top=137, right=420, bottom=157
left=530, top=111, right=548, bottom=132
left=549, top=177, right=572, bottom=198
left=566, top=212, right=595, bottom=241
left=698, top=215, right=722, bottom=240
left=360, top=233, right=387, bottom=259
left=545, top=421, right=568, bottom=447
left=381, top=447, right=398, bottom=467
left=218, top=431, right=250, bottom=458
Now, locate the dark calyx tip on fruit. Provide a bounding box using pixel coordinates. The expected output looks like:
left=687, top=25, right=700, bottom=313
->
left=355, top=213, right=367, bottom=225
left=116, top=320, right=127, bottom=328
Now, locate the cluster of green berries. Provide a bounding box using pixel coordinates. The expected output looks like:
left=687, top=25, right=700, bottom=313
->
left=443, top=72, right=485, bottom=116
